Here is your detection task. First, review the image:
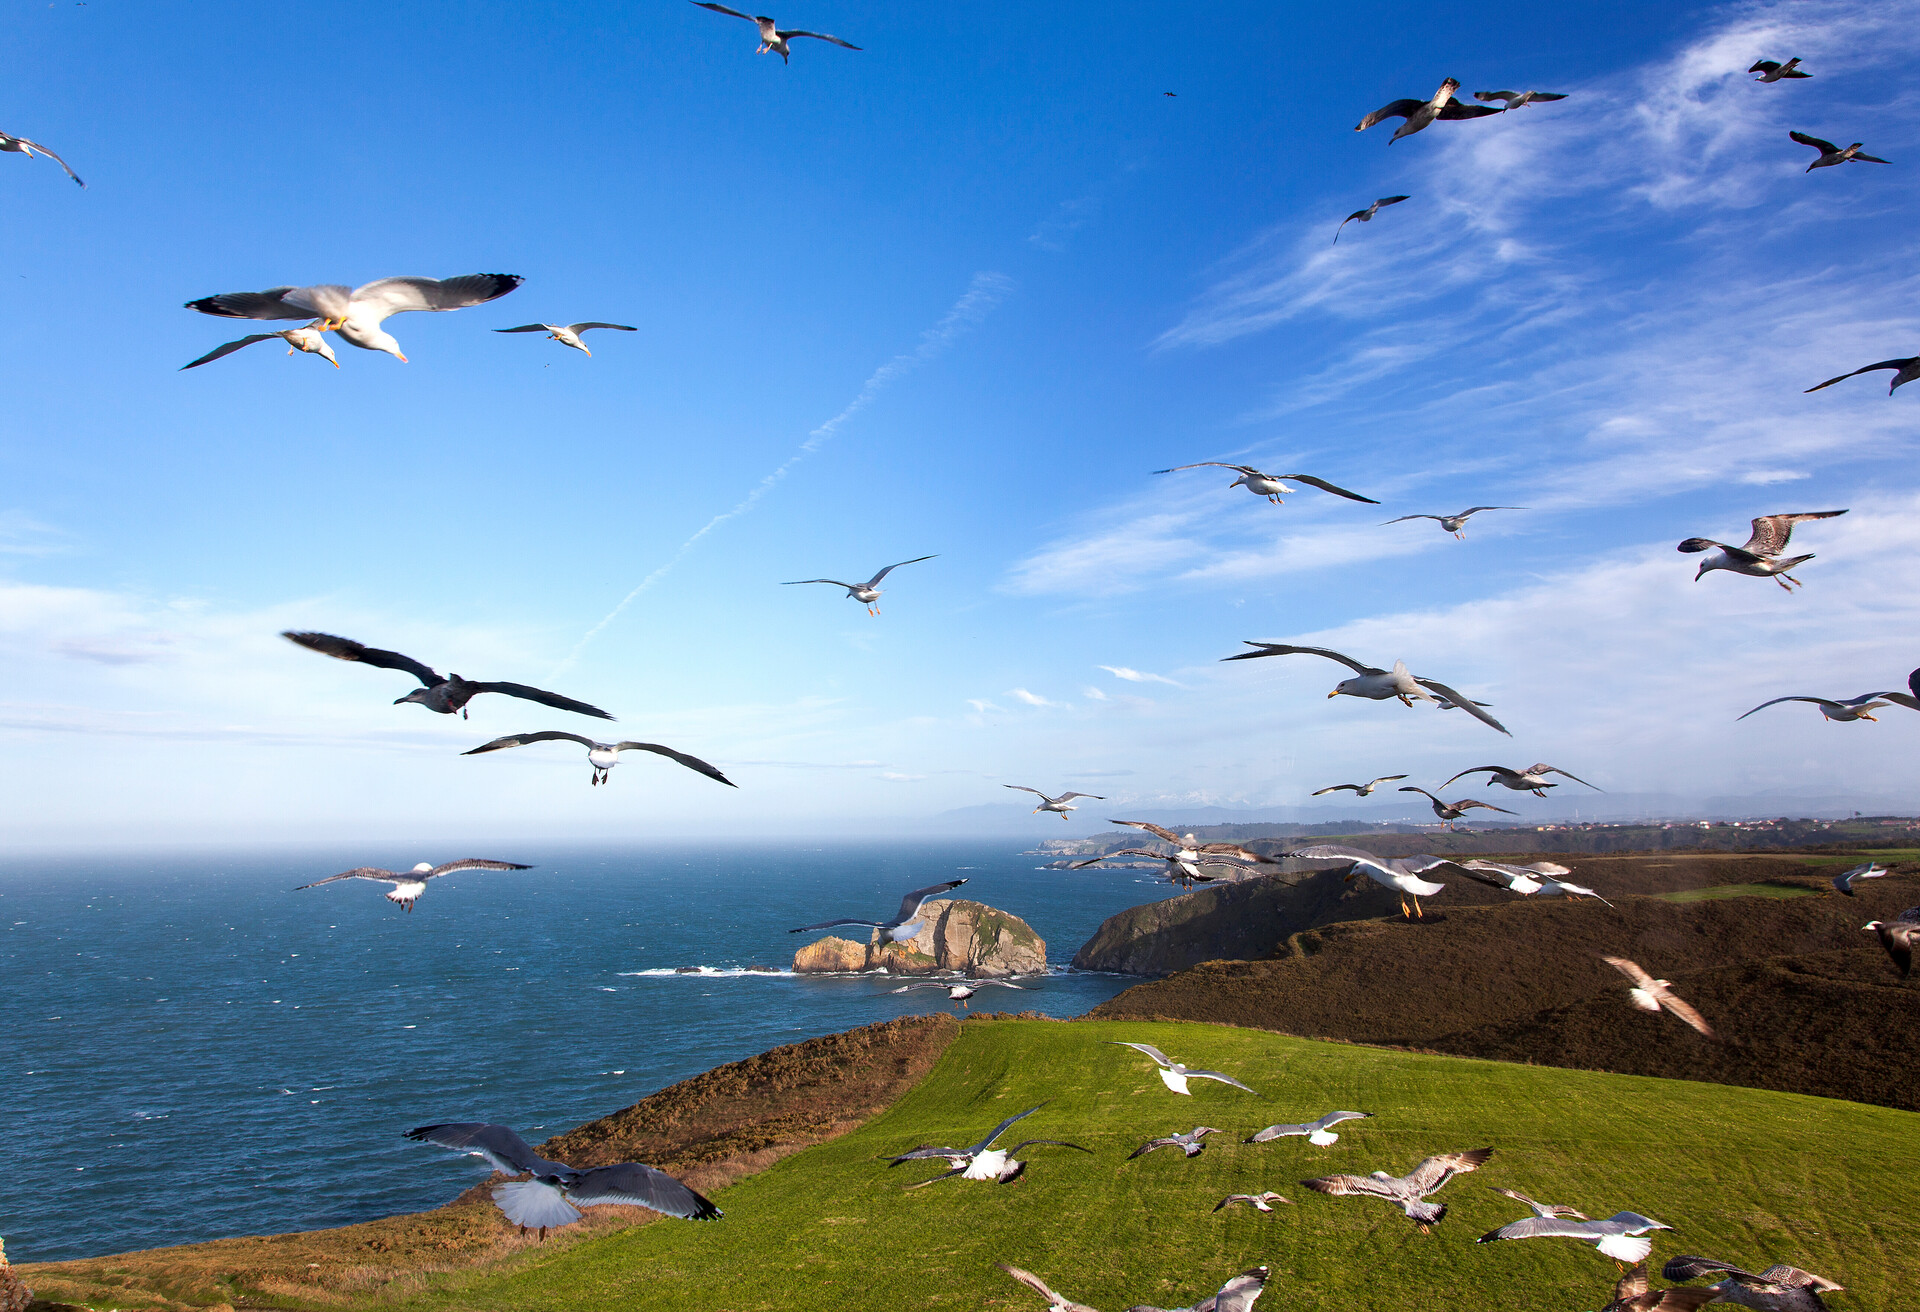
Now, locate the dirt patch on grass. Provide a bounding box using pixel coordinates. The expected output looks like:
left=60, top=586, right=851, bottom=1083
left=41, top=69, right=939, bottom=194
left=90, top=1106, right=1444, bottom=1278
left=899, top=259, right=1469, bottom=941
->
left=21, top=1014, right=959, bottom=1312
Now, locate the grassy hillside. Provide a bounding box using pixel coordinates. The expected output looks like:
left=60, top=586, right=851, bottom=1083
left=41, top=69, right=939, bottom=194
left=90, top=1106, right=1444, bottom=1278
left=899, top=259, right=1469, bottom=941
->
left=373, top=1018, right=1917, bottom=1312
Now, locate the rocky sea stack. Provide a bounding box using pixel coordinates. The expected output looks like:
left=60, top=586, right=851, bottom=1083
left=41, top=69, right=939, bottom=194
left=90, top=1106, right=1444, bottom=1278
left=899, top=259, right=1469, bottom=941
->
left=791, top=898, right=1045, bottom=976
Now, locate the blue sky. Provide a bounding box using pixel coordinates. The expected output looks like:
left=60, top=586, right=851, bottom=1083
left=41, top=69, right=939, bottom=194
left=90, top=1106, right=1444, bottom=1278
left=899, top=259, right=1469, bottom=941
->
left=4, top=0, right=1918, bottom=845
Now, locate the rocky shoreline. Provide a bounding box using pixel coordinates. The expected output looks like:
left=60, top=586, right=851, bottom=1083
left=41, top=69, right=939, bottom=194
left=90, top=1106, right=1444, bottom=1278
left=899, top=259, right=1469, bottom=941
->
left=791, top=898, right=1044, bottom=976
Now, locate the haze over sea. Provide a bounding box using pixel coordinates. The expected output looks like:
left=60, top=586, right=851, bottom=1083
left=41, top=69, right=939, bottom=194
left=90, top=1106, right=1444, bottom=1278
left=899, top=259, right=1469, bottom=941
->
left=1, top=842, right=1161, bottom=1263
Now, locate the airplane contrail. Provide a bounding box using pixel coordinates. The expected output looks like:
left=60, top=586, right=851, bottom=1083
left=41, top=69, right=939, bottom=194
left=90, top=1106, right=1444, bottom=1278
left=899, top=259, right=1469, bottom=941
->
left=553, top=271, right=1014, bottom=674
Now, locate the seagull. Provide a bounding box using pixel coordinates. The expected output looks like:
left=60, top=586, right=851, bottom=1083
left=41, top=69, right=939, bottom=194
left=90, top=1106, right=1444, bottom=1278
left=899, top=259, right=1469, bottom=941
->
left=1004, top=785, right=1105, bottom=816
left=281, top=631, right=613, bottom=720
left=782, top=555, right=935, bottom=615
left=1462, top=858, right=1571, bottom=889
left=1334, top=195, right=1410, bottom=243
left=1662, top=1255, right=1845, bottom=1311
left=1383, top=506, right=1524, bottom=539
left=1124, top=1265, right=1270, bottom=1312
left=1246, top=1110, right=1370, bottom=1146
left=1831, top=862, right=1890, bottom=896
left=884, top=1104, right=1090, bottom=1186
left=1806, top=354, right=1920, bottom=395
left=1303, top=1148, right=1493, bottom=1229
left=1533, top=872, right=1612, bottom=905
left=1440, top=763, right=1602, bottom=797
left=790, top=878, right=967, bottom=944
left=1214, top=1191, right=1291, bottom=1213
left=1110, top=821, right=1277, bottom=870
left=1312, top=775, right=1407, bottom=797
left=889, top=978, right=1024, bottom=1009
left=1491, top=1186, right=1589, bottom=1220
left=403, top=1122, right=718, bottom=1239
left=689, top=1, right=860, bottom=62
left=1288, top=843, right=1457, bottom=918
left=1399, top=786, right=1517, bottom=829
left=1108, top=1041, right=1255, bottom=1096
left=494, top=322, right=636, bottom=356
left=1603, top=956, right=1715, bottom=1037
left=1473, top=89, right=1569, bottom=110
left=186, top=274, right=523, bottom=363
left=1790, top=130, right=1888, bottom=171
left=1862, top=910, right=1919, bottom=977
left=1128, top=1126, right=1221, bottom=1160
left=1678, top=510, right=1847, bottom=590
left=1749, top=58, right=1811, bottom=82
left=0, top=130, right=84, bottom=186
left=997, top=1263, right=1101, bottom=1312
left=1070, top=848, right=1244, bottom=889
left=1602, top=1264, right=1722, bottom=1312
left=1221, top=643, right=1510, bottom=735
left=1737, top=692, right=1907, bottom=723
left=1355, top=78, right=1502, bottom=141
left=1478, top=1211, right=1674, bottom=1264
left=462, top=732, right=734, bottom=788
left=1151, top=463, right=1378, bottom=504
left=181, top=327, right=339, bottom=371
left=1458, top=859, right=1605, bottom=901
left=293, top=859, right=531, bottom=913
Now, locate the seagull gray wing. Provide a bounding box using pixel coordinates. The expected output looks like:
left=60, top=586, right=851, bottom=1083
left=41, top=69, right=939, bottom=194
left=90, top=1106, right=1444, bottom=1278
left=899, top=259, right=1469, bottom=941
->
left=1790, top=130, right=1839, bottom=153
left=781, top=578, right=862, bottom=588
left=1744, top=510, right=1846, bottom=555
left=778, top=28, right=861, bottom=49
left=1277, top=474, right=1380, bottom=503
left=348, top=274, right=524, bottom=323
left=403, top=1122, right=563, bottom=1177
left=997, top=1264, right=1100, bottom=1312
left=883, top=1144, right=967, bottom=1163
left=494, top=324, right=555, bottom=333
left=1153, top=462, right=1259, bottom=475
left=1737, top=695, right=1840, bottom=720
left=1458, top=506, right=1521, bottom=517
left=1748, top=60, right=1783, bottom=74
left=1539, top=765, right=1601, bottom=789
left=281, top=631, right=441, bottom=687
left=463, top=681, right=614, bottom=720
left=611, top=742, right=736, bottom=787
left=1439, top=766, right=1509, bottom=789
left=1865, top=691, right=1920, bottom=711
left=1415, top=680, right=1511, bottom=734
left=568, top=323, right=638, bottom=333
left=181, top=333, right=291, bottom=370
left=1402, top=1148, right=1494, bottom=1195
left=425, top=859, right=533, bottom=879
left=1208, top=1267, right=1270, bottom=1312
left=1185, top=1069, right=1257, bottom=1093
left=1221, top=643, right=1380, bottom=674
left=294, top=866, right=399, bottom=890
left=896, top=879, right=967, bottom=923
left=689, top=0, right=757, bottom=19
left=1852, top=151, right=1890, bottom=163
left=1245, top=1122, right=1311, bottom=1141
left=1436, top=101, right=1503, bottom=119
left=11, top=136, right=84, bottom=185
left=1114, top=819, right=1182, bottom=844
left=1110, top=1040, right=1176, bottom=1067
left=1054, top=792, right=1104, bottom=802
left=1356, top=97, right=1426, bottom=130
left=462, top=730, right=599, bottom=755
left=1003, top=785, right=1049, bottom=797
left=1657, top=988, right=1715, bottom=1037
left=1805, top=358, right=1917, bottom=392
left=1196, top=843, right=1276, bottom=863
left=1316, top=1110, right=1370, bottom=1129
left=1479, top=1215, right=1602, bottom=1241
left=1603, top=955, right=1657, bottom=988
left=1661, top=1256, right=1764, bottom=1285
left=970, top=1105, right=1043, bottom=1153
left=560, top=1161, right=722, bottom=1220
left=1311, top=783, right=1364, bottom=795
left=185, top=286, right=332, bottom=321
left=1287, top=843, right=1383, bottom=863
left=1304, top=1172, right=1404, bottom=1201
left=1677, top=537, right=1767, bottom=564
left=1383, top=514, right=1442, bottom=525
left=864, top=555, right=937, bottom=587
left=1475, top=90, right=1519, bottom=103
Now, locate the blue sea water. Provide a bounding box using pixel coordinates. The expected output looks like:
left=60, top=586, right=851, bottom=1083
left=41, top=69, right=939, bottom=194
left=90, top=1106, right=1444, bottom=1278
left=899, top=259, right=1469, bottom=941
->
left=1, top=842, right=1167, bottom=1262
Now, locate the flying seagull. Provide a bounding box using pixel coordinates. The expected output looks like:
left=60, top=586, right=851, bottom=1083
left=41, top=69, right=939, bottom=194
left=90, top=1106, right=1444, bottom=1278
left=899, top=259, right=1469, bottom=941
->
left=1312, top=774, right=1407, bottom=797
left=1399, top=785, right=1517, bottom=829
left=1129, top=1126, right=1221, bottom=1160
left=1806, top=354, right=1920, bottom=395
left=1108, top=1041, right=1255, bottom=1096
left=1602, top=1264, right=1721, bottom=1312
left=1491, top=1186, right=1588, bottom=1221
left=1603, top=956, right=1715, bottom=1037
left=1124, top=1265, right=1270, bottom=1312
left=0, top=130, right=84, bottom=186
left=790, top=878, right=966, bottom=943
left=1004, top=784, right=1105, bottom=816
left=1863, top=910, right=1919, bottom=977
left=462, top=732, right=734, bottom=788
left=1151, top=463, right=1378, bottom=504
left=884, top=1104, right=1090, bottom=1186
left=1334, top=195, right=1410, bottom=243
left=1247, top=1110, right=1370, bottom=1146
left=996, top=1263, right=1101, bottom=1312
left=689, top=2, right=860, bottom=62
left=182, top=327, right=339, bottom=371
left=1288, top=843, right=1457, bottom=918
left=1221, top=643, right=1509, bottom=735
left=1737, top=691, right=1911, bottom=723
left=1070, top=847, right=1245, bottom=889
left=1662, top=1255, right=1845, bottom=1311
left=1831, top=862, right=1890, bottom=896
left=1458, top=860, right=1612, bottom=906
left=1478, top=1211, right=1674, bottom=1264
left=1303, top=1148, right=1493, bottom=1229
left=889, top=978, right=1024, bottom=1009
left=1110, top=821, right=1277, bottom=869
left=294, top=859, right=531, bottom=913
left=1383, top=506, right=1524, bottom=538
left=1214, top=1191, right=1291, bottom=1213
left=281, top=631, right=613, bottom=720
left=1356, top=77, right=1502, bottom=141
left=782, top=555, right=935, bottom=615
left=1678, top=510, right=1847, bottom=590
left=1749, top=59, right=1810, bottom=82
left=186, top=274, right=522, bottom=363
left=403, top=1122, right=718, bottom=1238
left=1473, top=89, right=1569, bottom=110
left=494, top=322, right=636, bottom=356
left=1440, top=763, right=1602, bottom=797
left=1790, top=130, right=1888, bottom=171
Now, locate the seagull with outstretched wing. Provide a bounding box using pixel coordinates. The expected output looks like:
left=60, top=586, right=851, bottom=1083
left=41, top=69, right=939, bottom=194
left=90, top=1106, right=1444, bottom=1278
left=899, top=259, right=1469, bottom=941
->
left=1108, top=1041, right=1255, bottom=1096
left=1831, top=862, right=1890, bottom=896
left=282, top=631, right=612, bottom=720
left=463, top=731, right=733, bottom=788
left=1288, top=843, right=1460, bottom=918
left=1601, top=1263, right=1721, bottom=1311
left=1356, top=78, right=1501, bottom=140
left=1750, top=58, right=1811, bottom=82
left=1383, top=505, right=1524, bottom=538
left=1334, top=195, right=1410, bottom=243
left=1247, top=1110, right=1370, bottom=1146
left=181, top=327, right=338, bottom=371
left=1129, top=1126, right=1221, bottom=1160
left=1004, top=784, right=1104, bottom=816
left=1311, top=774, right=1407, bottom=797
left=1, top=129, right=84, bottom=186
left=1220, top=643, right=1510, bottom=735
left=789, top=878, right=966, bottom=944
left=996, top=1263, right=1102, bottom=1312
left=186, top=273, right=522, bottom=362
left=1805, top=354, right=1920, bottom=396
left=1473, top=89, right=1568, bottom=110
left=1662, top=1254, right=1844, bottom=1310
left=689, top=1, right=860, bottom=62
left=1678, top=510, right=1846, bottom=590
left=1478, top=1210, right=1674, bottom=1264
left=1603, top=956, right=1715, bottom=1037
left=1790, top=129, right=1888, bottom=171
left=495, top=322, right=636, bottom=356
left=293, top=859, right=532, bottom=913
left=1152, top=462, right=1377, bottom=504
left=1863, top=910, right=1919, bottom=978
left=1439, top=763, right=1602, bottom=797
left=1738, top=692, right=1903, bottom=723
left=782, top=555, right=935, bottom=614
left=1399, top=785, right=1517, bottom=830
left=884, top=1104, right=1089, bottom=1186
left=1303, top=1148, right=1492, bottom=1229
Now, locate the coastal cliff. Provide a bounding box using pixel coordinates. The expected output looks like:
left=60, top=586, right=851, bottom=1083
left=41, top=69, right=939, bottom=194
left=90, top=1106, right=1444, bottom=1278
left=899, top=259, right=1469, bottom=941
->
left=791, top=898, right=1045, bottom=976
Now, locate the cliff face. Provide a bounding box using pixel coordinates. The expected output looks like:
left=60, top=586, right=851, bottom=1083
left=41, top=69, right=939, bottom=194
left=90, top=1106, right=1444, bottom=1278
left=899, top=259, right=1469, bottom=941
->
left=791, top=899, right=1045, bottom=976
left=0, top=1236, right=31, bottom=1312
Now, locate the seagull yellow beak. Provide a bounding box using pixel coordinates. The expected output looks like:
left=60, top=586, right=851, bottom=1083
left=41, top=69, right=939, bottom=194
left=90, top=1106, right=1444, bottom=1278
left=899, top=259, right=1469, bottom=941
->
left=1327, top=689, right=1342, bottom=699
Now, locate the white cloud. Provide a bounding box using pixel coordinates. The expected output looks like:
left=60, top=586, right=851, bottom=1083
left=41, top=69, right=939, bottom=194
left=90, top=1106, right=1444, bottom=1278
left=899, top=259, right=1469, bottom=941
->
left=1007, top=688, right=1065, bottom=707
left=1099, top=665, right=1183, bottom=686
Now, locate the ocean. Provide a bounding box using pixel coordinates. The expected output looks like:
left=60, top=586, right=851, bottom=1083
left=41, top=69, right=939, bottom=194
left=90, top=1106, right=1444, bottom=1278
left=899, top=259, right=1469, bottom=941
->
left=1, top=842, right=1166, bottom=1262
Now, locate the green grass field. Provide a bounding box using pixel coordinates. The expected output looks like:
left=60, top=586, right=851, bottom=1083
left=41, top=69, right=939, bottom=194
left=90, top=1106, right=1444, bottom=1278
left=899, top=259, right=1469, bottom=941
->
left=379, top=1019, right=1918, bottom=1312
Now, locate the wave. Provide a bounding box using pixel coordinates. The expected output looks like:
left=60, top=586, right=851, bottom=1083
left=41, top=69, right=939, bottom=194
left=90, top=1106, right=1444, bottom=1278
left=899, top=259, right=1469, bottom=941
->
left=618, top=966, right=801, bottom=978
left=618, top=963, right=1111, bottom=980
